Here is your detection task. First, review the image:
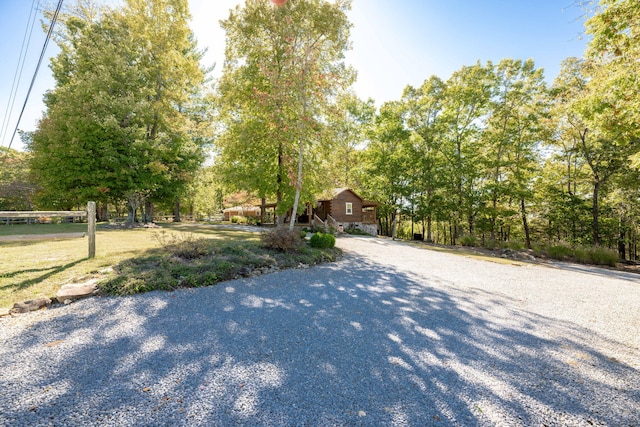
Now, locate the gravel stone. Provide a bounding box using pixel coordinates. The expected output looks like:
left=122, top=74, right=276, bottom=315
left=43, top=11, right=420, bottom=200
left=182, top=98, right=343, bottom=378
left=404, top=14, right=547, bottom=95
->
left=1, top=235, right=638, bottom=426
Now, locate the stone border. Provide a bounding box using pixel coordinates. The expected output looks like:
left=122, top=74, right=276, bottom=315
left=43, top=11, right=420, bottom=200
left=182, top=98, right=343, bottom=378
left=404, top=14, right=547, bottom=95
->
left=0, top=269, right=112, bottom=318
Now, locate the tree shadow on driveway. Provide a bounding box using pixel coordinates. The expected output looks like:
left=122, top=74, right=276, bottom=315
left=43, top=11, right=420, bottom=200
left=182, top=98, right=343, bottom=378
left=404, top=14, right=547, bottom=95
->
left=1, top=252, right=638, bottom=426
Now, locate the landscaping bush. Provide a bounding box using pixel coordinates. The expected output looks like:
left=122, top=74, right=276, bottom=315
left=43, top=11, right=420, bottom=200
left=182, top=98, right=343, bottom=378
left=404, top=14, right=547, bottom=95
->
left=573, top=247, right=588, bottom=263
left=506, top=241, right=524, bottom=250
left=575, top=246, right=619, bottom=267
left=230, top=215, right=247, bottom=224
left=532, top=243, right=547, bottom=257
left=483, top=239, right=497, bottom=250
left=460, top=234, right=477, bottom=247
left=261, top=227, right=303, bottom=252
left=170, top=238, right=212, bottom=260
left=154, top=231, right=212, bottom=259
left=310, top=232, right=336, bottom=249
left=590, top=247, right=619, bottom=267
left=101, top=235, right=341, bottom=296
left=345, top=226, right=370, bottom=236
left=547, top=244, right=573, bottom=260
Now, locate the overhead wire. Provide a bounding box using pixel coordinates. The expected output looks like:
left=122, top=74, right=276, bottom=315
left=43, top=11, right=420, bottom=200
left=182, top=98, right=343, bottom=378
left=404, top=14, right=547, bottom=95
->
left=0, top=0, right=40, bottom=147
left=6, top=0, right=64, bottom=151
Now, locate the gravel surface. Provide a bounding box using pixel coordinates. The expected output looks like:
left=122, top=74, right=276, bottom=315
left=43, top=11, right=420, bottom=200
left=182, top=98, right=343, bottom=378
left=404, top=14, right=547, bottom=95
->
left=1, top=235, right=639, bottom=426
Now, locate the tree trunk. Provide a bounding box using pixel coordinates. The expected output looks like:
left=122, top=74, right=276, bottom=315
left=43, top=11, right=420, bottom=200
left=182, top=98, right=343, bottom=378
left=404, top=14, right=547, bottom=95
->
left=450, top=221, right=455, bottom=245
left=276, top=144, right=285, bottom=226
left=174, top=199, right=181, bottom=222
left=126, top=196, right=137, bottom=227
left=275, top=192, right=284, bottom=226
left=144, top=201, right=153, bottom=224
left=426, top=216, right=433, bottom=243
left=592, top=180, right=600, bottom=246
left=618, top=215, right=626, bottom=260
left=520, top=197, right=531, bottom=249
left=618, top=230, right=626, bottom=260
left=490, top=199, right=497, bottom=243
left=99, top=203, right=109, bottom=222
left=289, top=138, right=305, bottom=231
left=391, top=209, right=400, bottom=240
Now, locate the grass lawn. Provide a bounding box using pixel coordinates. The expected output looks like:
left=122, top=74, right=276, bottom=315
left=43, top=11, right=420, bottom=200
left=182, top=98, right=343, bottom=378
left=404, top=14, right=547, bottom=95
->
left=0, top=223, right=89, bottom=237
left=0, top=223, right=269, bottom=309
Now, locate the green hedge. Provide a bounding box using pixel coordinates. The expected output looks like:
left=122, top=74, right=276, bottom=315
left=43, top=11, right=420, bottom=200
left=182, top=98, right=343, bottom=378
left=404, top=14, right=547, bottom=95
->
left=310, top=232, right=336, bottom=249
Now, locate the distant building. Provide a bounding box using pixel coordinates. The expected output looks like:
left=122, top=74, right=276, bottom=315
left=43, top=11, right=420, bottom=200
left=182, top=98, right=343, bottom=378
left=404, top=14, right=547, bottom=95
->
left=314, top=188, right=378, bottom=236
left=222, top=205, right=261, bottom=221
left=255, top=188, right=378, bottom=235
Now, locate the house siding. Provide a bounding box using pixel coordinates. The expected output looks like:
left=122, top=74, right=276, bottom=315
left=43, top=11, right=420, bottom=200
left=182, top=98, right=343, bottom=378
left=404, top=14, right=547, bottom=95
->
left=330, top=190, right=363, bottom=223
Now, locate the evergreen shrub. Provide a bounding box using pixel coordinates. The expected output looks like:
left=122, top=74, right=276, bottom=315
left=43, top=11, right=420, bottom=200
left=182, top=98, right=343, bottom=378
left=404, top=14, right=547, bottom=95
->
left=310, top=232, right=336, bottom=249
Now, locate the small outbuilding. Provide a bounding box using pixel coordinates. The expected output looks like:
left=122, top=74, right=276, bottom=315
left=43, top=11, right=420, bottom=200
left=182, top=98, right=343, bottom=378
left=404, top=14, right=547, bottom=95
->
left=223, top=205, right=261, bottom=221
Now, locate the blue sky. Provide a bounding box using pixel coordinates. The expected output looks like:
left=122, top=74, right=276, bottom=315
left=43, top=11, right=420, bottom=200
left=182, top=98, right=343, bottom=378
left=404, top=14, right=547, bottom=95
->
left=1, top=0, right=590, bottom=151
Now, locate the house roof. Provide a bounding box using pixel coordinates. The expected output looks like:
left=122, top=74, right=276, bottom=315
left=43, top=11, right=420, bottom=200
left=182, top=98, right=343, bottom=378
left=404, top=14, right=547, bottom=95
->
left=317, top=188, right=378, bottom=207
left=318, top=188, right=362, bottom=202
left=222, top=205, right=261, bottom=213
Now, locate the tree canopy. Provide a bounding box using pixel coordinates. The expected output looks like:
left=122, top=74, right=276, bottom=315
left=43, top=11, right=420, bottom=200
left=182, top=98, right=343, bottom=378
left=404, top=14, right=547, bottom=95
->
left=29, top=0, right=208, bottom=221
left=19, top=0, right=640, bottom=259
left=216, top=0, right=354, bottom=227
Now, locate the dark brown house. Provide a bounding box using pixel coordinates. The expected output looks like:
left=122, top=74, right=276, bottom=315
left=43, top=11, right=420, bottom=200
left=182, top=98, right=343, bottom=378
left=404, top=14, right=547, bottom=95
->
left=315, top=188, right=377, bottom=235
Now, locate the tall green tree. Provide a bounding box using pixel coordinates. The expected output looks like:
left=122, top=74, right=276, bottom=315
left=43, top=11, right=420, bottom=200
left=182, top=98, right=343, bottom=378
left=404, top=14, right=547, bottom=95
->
left=481, top=59, right=548, bottom=247
left=358, top=101, right=411, bottom=237
left=586, top=0, right=640, bottom=167
left=551, top=57, right=631, bottom=245
left=326, top=93, right=375, bottom=189
left=217, top=0, right=354, bottom=228
left=439, top=62, right=493, bottom=243
left=29, top=0, right=207, bottom=222
left=0, top=147, right=36, bottom=210
left=401, top=76, right=447, bottom=242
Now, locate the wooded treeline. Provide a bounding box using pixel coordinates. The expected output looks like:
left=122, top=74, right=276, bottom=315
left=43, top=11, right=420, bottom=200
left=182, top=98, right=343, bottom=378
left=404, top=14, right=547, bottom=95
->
left=353, top=55, right=639, bottom=259
left=1, top=0, right=638, bottom=258
left=23, top=0, right=211, bottom=222
left=350, top=0, right=640, bottom=259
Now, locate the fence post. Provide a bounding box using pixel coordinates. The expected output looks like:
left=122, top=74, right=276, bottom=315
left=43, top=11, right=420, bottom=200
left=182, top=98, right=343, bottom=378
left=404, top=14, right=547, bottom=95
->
left=88, top=201, right=96, bottom=258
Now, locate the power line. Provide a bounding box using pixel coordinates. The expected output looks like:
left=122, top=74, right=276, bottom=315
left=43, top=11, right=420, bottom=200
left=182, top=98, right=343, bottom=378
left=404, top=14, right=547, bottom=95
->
left=0, top=0, right=41, bottom=147
left=7, top=0, right=64, bottom=151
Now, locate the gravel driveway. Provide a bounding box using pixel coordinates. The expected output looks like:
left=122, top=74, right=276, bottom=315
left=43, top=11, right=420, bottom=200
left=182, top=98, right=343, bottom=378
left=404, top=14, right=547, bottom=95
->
left=1, top=236, right=639, bottom=426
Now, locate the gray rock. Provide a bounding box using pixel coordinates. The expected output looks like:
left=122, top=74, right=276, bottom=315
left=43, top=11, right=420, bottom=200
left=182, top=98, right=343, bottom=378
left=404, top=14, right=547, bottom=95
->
left=56, top=279, right=100, bottom=303
left=11, top=297, right=51, bottom=314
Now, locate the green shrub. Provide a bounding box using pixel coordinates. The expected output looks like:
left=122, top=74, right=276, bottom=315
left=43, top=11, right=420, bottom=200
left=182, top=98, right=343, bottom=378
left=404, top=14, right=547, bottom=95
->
left=260, top=228, right=303, bottom=252
left=154, top=231, right=212, bottom=260
left=345, top=226, right=370, bottom=236
left=170, top=239, right=212, bottom=260
left=230, top=215, right=247, bottom=224
left=507, top=241, right=524, bottom=250
left=460, top=234, right=477, bottom=247
left=532, top=243, right=547, bottom=257
left=576, top=246, right=618, bottom=267
left=547, top=245, right=573, bottom=260
left=100, top=236, right=342, bottom=297
left=483, top=239, right=497, bottom=250
left=573, top=247, right=589, bottom=264
left=310, top=232, right=336, bottom=249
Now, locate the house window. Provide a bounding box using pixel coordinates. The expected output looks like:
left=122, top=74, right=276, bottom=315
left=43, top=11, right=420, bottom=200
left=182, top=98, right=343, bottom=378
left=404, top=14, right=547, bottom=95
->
left=345, top=202, right=353, bottom=215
